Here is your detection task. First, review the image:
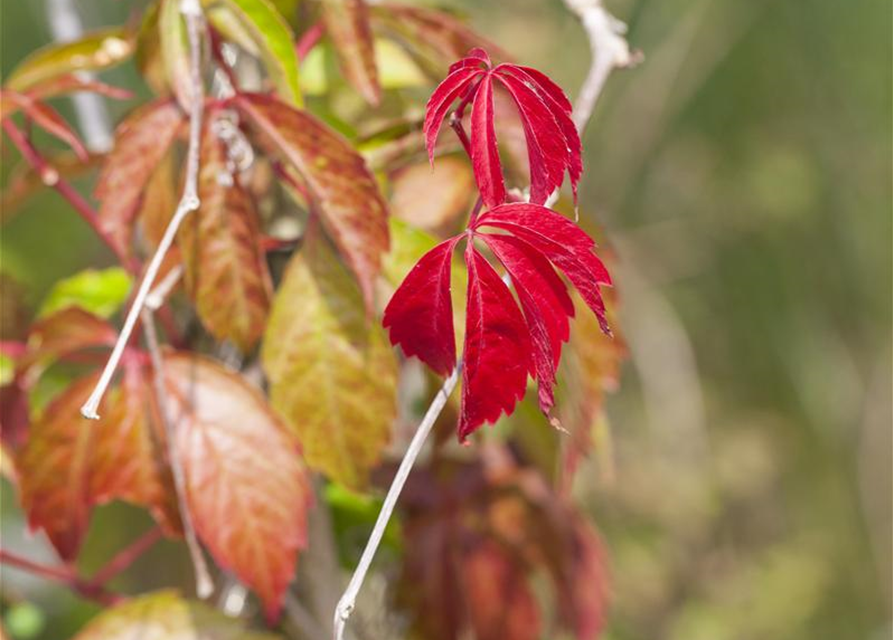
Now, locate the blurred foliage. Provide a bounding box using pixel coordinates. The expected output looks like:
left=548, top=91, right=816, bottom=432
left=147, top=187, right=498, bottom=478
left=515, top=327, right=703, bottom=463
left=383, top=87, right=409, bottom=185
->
left=1, top=0, right=890, bottom=639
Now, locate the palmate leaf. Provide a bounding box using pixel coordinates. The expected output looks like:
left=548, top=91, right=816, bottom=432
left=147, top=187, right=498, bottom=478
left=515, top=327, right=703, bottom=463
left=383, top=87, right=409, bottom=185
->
left=0, top=92, right=88, bottom=160
left=94, top=99, right=184, bottom=259
left=384, top=203, right=611, bottom=440
left=236, top=93, right=389, bottom=311
left=4, top=28, right=134, bottom=92
left=262, top=228, right=398, bottom=490
left=321, top=0, right=381, bottom=105
left=423, top=49, right=583, bottom=207
left=73, top=590, right=280, bottom=640
left=17, top=369, right=179, bottom=560
left=160, top=353, right=312, bottom=621
left=178, top=110, right=272, bottom=352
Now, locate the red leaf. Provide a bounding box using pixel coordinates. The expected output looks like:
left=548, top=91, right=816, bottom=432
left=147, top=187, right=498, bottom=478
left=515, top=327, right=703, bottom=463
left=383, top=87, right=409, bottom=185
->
left=27, top=74, right=134, bottom=103
left=475, top=203, right=611, bottom=333
left=448, top=47, right=491, bottom=73
left=383, top=237, right=460, bottom=376
left=94, top=99, right=183, bottom=259
left=480, top=232, right=574, bottom=416
left=162, top=353, right=312, bottom=621
left=458, top=244, right=531, bottom=441
left=494, top=72, right=569, bottom=205
left=470, top=74, right=505, bottom=209
left=423, top=66, right=483, bottom=165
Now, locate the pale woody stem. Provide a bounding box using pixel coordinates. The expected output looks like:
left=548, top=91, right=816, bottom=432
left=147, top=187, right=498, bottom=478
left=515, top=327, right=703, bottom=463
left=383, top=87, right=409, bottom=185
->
left=80, top=0, right=205, bottom=420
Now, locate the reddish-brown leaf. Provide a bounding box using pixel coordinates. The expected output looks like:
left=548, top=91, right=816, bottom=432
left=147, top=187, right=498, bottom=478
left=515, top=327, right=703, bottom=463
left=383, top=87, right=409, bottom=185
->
left=19, top=307, right=117, bottom=386
left=178, top=111, right=272, bottom=352
left=161, top=353, right=312, bottom=621
left=1, top=91, right=88, bottom=160
left=321, top=0, right=381, bottom=105
left=94, top=99, right=183, bottom=259
left=17, top=367, right=178, bottom=560
left=236, top=93, right=389, bottom=311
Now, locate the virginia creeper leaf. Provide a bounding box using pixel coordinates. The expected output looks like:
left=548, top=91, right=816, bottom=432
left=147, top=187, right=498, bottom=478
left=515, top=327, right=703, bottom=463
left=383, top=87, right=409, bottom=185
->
left=38, top=267, right=132, bottom=320
left=161, top=353, right=311, bottom=621
left=383, top=237, right=460, bottom=376
left=236, top=93, right=389, bottom=310
left=262, top=230, right=398, bottom=489
left=73, top=590, right=280, bottom=640
left=321, top=0, right=381, bottom=105
left=214, top=0, right=303, bottom=106
left=94, top=99, right=183, bottom=259
left=423, top=65, right=482, bottom=166
left=469, top=75, right=505, bottom=208
left=458, top=244, right=531, bottom=440
left=1, top=92, right=88, bottom=160
left=158, top=0, right=194, bottom=110
left=178, top=112, right=272, bottom=352
left=17, top=368, right=179, bottom=560
left=5, top=28, right=134, bottom=92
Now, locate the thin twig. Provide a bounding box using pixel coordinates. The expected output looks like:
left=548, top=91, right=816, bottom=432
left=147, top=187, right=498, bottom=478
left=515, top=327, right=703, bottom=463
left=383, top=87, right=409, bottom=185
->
left=80, top=0, right=205, bottom=420
left=0, top=549, right=120, bottom=605
left=1, top=119, right=135, bottom=270
left=88, top=526, right=163, bottom=586
left=141, top=308, right=214, bottom=598
left=563, top=0, right=641, bottom=134
left=333, top=367, right=459, bottom=640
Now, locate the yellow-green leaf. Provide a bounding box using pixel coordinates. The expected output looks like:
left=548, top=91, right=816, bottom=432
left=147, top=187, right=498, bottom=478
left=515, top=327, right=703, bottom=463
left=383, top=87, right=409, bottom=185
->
left=211, top=0, right=302, bottom=106
left=262, top=229, right=398, bottom=489
left=38, top=268, right=132, bottom=319
left=73, top=590, right=280, bottom=640
left=5, top=28, right=134, bottom=92
left=158, top=0, right=194, bottom=110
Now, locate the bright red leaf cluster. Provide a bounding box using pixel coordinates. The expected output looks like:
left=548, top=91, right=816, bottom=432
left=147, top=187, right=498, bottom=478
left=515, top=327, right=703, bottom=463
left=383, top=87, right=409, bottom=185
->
left=424, top=48, right=583, bottom=208
left=385, top=50, right=612, bottom=441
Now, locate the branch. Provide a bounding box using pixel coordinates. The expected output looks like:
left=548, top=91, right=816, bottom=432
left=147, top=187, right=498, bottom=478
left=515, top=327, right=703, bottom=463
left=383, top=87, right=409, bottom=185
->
left=0, top=549, right=121, bottom=605
left=88, top=526, right=163, bottom=586
left=333, top=366, right=460, bottom=640
left=80, top=0, right=206, bottom=420
left=562, top=0, right=641, bottom=134
left=141, top=308, right=215, bottom=599
left=1, top=119, right=135, bottom=270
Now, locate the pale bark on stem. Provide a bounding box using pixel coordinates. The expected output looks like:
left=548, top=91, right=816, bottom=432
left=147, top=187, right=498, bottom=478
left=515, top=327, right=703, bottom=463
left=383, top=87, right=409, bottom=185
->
left=333, top=366, right=460, bottom=640
left=80, top=0, right=205, bottom=420
left=141, top=308, right=214, bottom=598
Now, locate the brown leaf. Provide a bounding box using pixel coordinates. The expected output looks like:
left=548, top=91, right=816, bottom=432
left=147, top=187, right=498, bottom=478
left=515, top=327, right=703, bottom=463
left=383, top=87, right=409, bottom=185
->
left=236, top=93, right=389, bottom=311
left=94, top=99, right=183, bottom=259
left=390, top=156, right=475, bottom=235
left=321, top=0, right=381, bottom=105
left=17, top=367, right=178, bottom=560
left=262, top=228, right=398, bottom=489
left=178, top=111, right=272, bottom=352
left=160, top=353, right=312, bottom=621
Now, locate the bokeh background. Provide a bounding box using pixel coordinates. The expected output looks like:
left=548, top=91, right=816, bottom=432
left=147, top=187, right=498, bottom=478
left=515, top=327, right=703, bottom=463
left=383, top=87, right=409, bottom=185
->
left=2, top=0, right=891, bottom=638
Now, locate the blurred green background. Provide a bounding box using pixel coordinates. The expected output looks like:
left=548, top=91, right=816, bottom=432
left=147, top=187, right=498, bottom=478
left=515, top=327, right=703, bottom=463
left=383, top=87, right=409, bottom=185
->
left=1, top=0, right=890, bottom=639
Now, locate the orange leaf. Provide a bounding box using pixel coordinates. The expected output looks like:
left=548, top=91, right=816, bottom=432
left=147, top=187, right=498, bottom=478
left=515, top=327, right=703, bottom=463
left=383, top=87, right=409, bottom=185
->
left=178, top=111, right=272, bottom=352
left=161, top=353, right=312, bottom=621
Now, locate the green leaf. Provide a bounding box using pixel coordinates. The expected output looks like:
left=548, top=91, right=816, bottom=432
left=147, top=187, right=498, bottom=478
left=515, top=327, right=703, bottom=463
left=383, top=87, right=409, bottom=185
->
left=210, top=0, right=302, bottom=106
left=262, top=228, right=398, bottom=489
left=38, top=268, right=132, bottom=319
left=5, top=28, right=134, bottom=92
left=73, top=590, right=281, bottom=640
left=320, top=0, right=380, bottom=104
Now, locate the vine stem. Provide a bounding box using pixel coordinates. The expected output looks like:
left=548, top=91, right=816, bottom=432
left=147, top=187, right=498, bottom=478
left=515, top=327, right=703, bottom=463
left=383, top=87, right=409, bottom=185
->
left=80, top=0, right=205, bottom=420
left=87, top=526, right=163, bottom=586
left=333, top=366, right=460, bottom=640
left=0, top=549, right=121, bottom=605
